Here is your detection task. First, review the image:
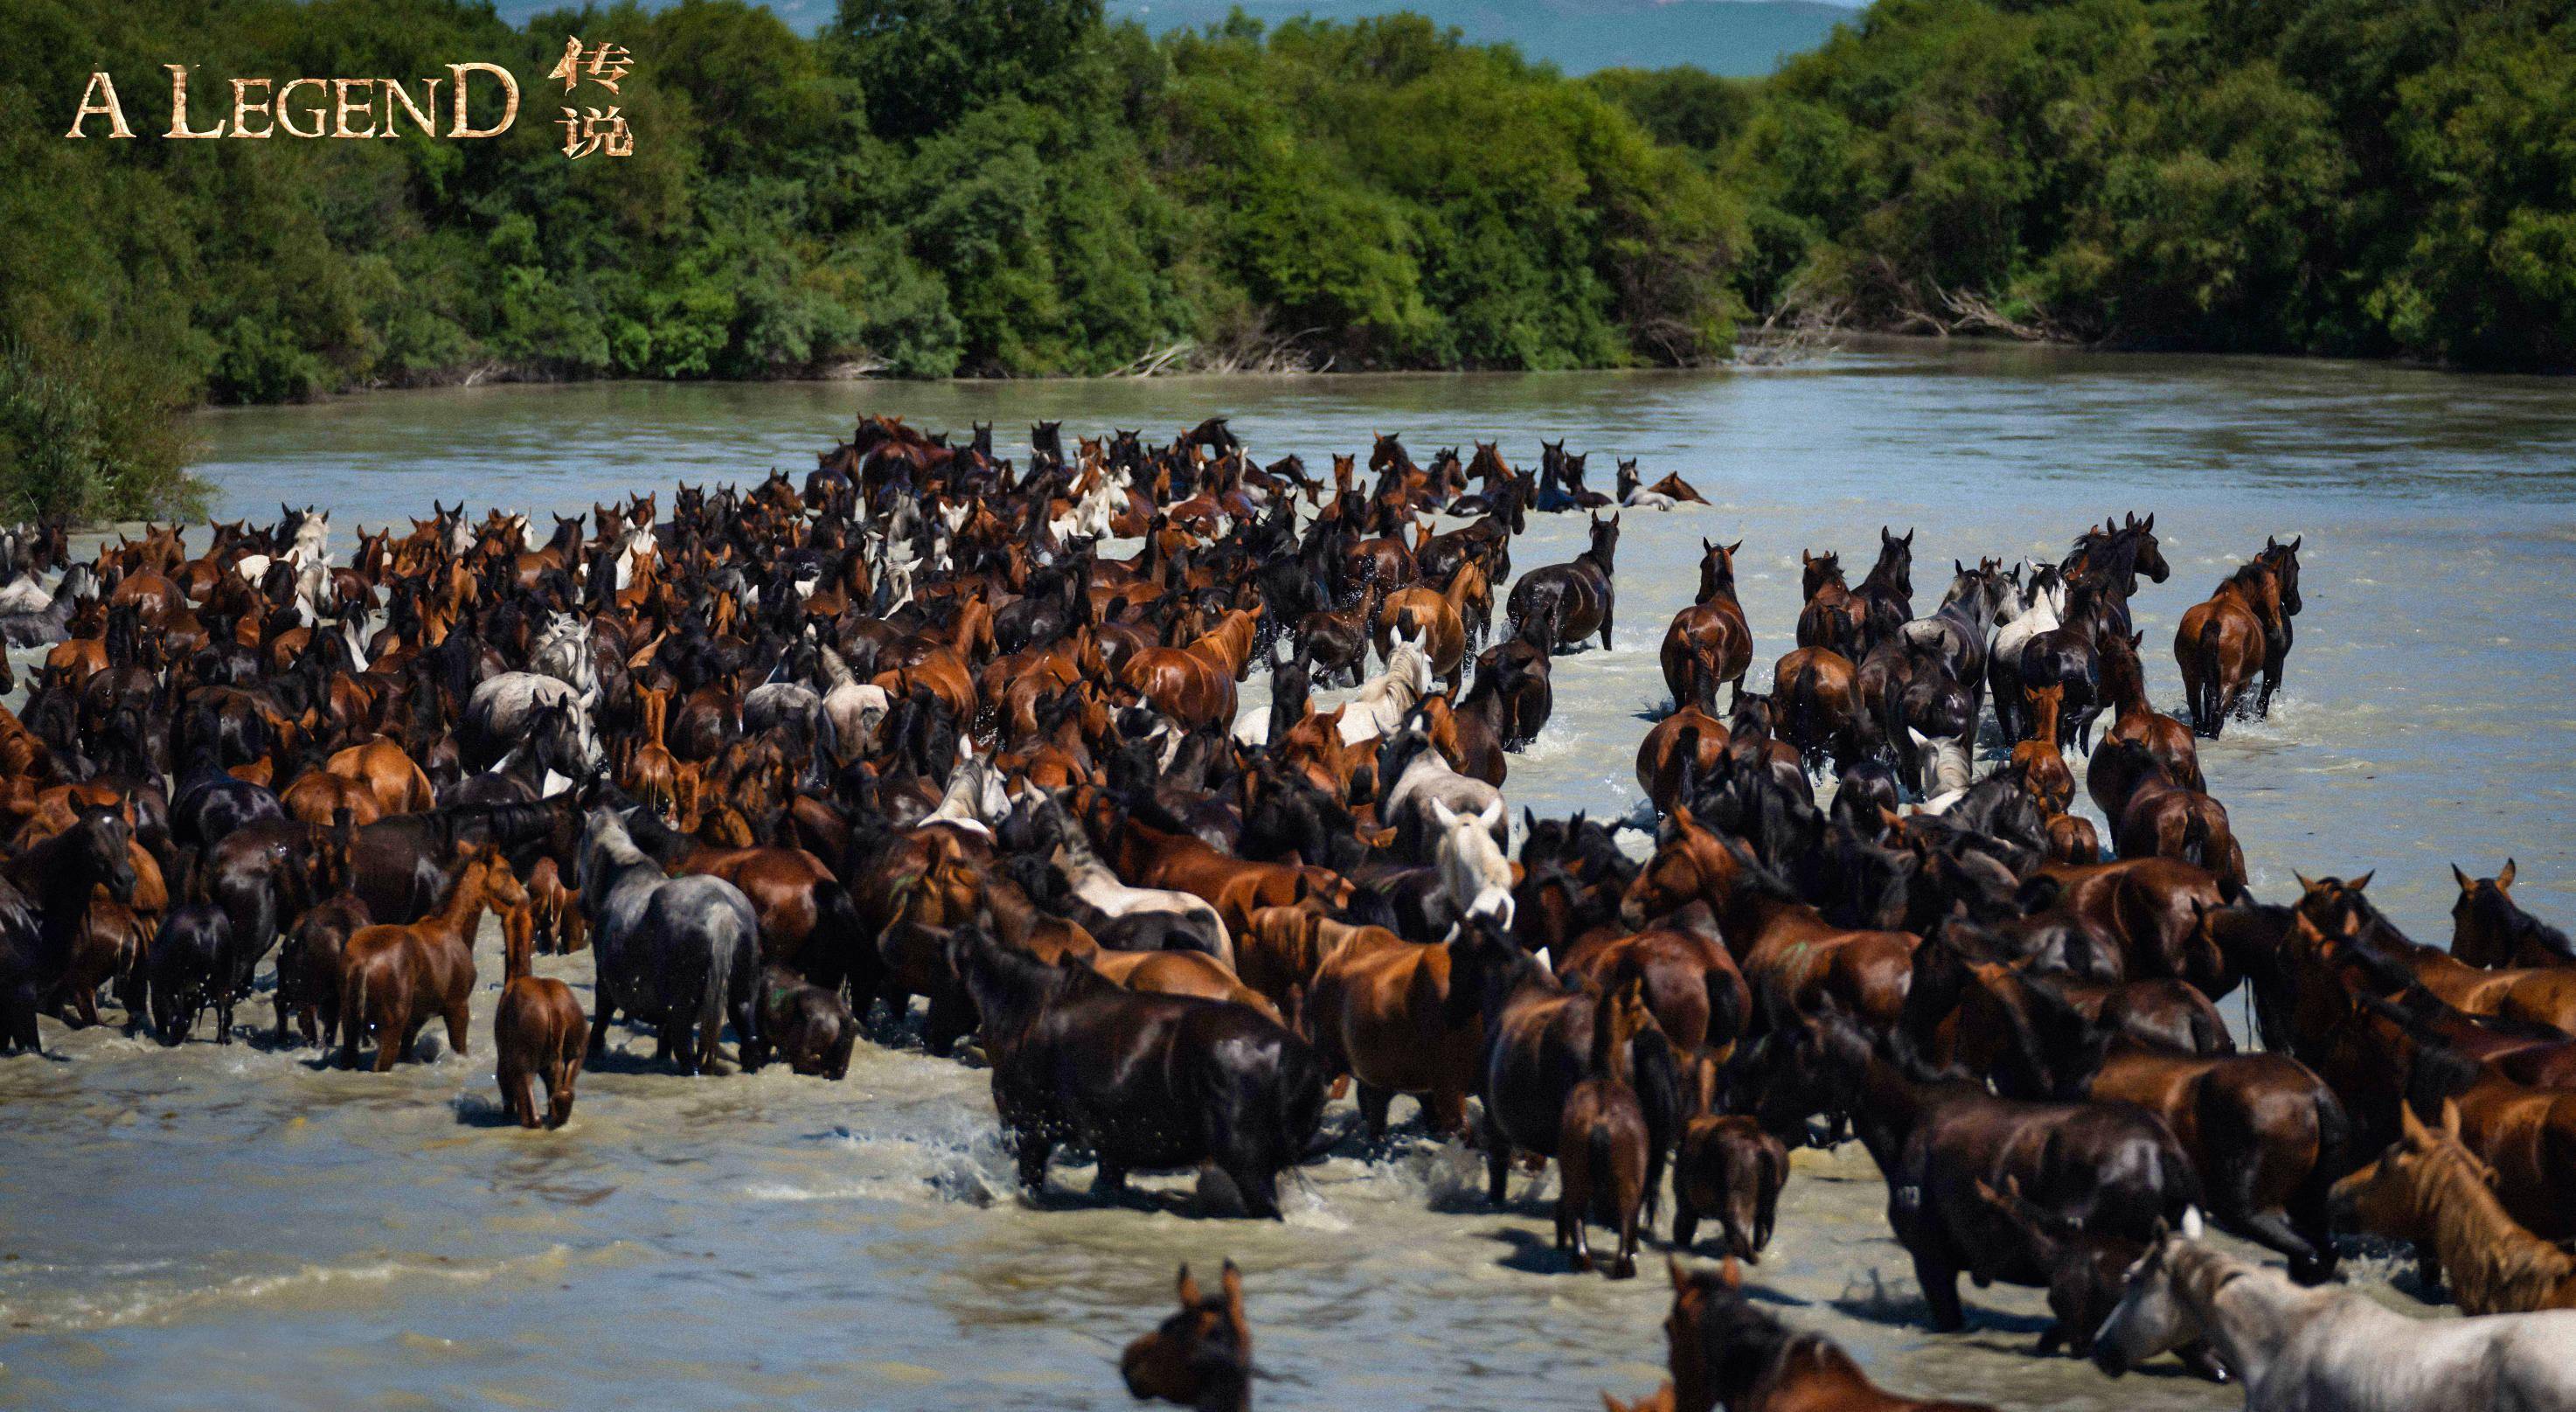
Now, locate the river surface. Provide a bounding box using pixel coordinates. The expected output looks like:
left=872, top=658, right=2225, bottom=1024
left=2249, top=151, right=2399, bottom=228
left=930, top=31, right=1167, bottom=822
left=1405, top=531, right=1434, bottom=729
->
left=5, top=343, right=2573, bottom=1410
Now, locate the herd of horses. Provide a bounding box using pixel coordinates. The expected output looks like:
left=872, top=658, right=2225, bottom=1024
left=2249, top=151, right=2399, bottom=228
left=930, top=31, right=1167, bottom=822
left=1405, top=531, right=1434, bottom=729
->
left=0, top=412, right=2568, bottom=1412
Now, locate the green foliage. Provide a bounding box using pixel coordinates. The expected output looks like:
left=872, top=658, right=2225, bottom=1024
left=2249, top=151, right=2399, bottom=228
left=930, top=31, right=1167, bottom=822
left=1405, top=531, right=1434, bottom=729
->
left=1654, top=0, right=2574, bottom=364
left=1, top=0, right=2566, bottom=525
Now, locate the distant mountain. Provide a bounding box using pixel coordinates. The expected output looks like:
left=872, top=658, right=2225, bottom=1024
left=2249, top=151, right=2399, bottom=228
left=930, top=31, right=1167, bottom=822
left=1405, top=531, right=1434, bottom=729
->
left=1117, top=0, right=1860, bottom=77
left=488, top=0, right=1861, bottom=77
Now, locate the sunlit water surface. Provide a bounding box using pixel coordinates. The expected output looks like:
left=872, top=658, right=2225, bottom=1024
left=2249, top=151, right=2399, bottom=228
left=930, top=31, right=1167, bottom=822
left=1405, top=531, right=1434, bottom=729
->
left=5, top=344, right=2572, bottom=1410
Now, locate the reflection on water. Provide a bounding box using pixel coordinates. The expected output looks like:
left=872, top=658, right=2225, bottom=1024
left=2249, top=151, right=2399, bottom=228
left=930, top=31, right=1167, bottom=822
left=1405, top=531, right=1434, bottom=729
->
left=6, top=344, right=2572, bottom=1410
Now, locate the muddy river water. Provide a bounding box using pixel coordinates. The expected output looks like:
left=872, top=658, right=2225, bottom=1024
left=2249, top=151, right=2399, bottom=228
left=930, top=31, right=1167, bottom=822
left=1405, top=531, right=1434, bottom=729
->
left=4, top=343, right=2573, bottom=1410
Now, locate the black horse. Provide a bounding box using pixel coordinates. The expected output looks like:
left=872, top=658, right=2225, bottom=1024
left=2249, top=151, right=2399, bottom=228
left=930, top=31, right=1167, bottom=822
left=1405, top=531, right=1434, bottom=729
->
left=0, top=804, right=140, bottom=1054
left=949, top=924, right=1326, bottom=1218
left=1506, top=513, right=1619, bottom=654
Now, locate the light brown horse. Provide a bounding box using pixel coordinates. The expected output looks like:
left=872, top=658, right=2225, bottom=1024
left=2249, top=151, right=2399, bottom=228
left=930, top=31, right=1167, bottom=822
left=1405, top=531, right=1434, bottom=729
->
left=1635, top=708, right=1730, bottom=816
left=323, top=737, right=438, bottom=817
left=2332, top=1098, right=2576, bottom=1314
left=1303, top=920, right=1495, bottom=1137
left=2007, top=683, right=2077, bottom=815
left=1121, top=608, right=1261, bottom=728
left=1661, top=539, right=1753, bottom=713
left=339, top=850, right=517, bottom=1073
left=1374, top=559, right=1489, bottom=692
left=1770, top=646, right=1863, bottom=765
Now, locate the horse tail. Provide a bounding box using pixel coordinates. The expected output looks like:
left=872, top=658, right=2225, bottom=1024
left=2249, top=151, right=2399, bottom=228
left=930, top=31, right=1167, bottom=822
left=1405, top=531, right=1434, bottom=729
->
left=700, top=908, right=746, bottom=1072
left=1631, top=1026, right=1684, bottom=1228
left=1705, top=964, right=1747, bottom=1060
left=2178, top=807, right=2211, bottom=873
left=1583, top=1118, right=1616, bottom=1227
left=2192, top=613, right=2226, bottom=735
left=2307, top=1082, right=2353, bottom=1197
left=809, top=878, right=864, bottom=996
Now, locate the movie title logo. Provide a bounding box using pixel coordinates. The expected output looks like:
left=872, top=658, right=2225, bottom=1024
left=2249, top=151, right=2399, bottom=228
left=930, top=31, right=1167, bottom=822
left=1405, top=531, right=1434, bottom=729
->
left=65, top=38, right=635, bottom=159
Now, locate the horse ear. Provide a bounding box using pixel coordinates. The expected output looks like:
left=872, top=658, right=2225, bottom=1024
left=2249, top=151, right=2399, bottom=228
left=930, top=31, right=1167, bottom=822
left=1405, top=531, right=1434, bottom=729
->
left=2142, top=513, right=2155, bottom=531
left=1532, top=946, right=1551, bottom=975
left=1175, top=1263, right=1202, bottom=1307
left=2293, top=871, right=2316, bottom=894
left=2498, top=858, right=2517, bottom=889
left=2348, top=871, right=2373, bottom=892
left=2441, top=1097, right=2462, bottom=1140
left=1478, top=797, right=1504, bottom=831
left=2400, top=1100, right=2432, bottom=1146
left=2453, top=863, right=2473, bottom=893
left=1430, top=798, right=1459, bottom=830
left=1955, top=559, right=1967, bottom=575
left=1219, top=1260, right=1246, bottom=1329
left=2289, top=534, right=2300, bottom=550
left=2179, top=1207, right=2205, bottom=1242
left=2149, top=1216, right=2170, bottom=1245
left=1725, top=539, right=1741, bottom=555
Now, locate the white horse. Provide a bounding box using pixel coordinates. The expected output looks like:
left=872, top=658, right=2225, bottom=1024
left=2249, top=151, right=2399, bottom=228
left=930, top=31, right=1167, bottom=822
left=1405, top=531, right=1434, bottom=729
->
left=2094, top=1210, right=2576, bottom=1411
left=816, top=644, right=889, bottom=763
left=918, top=741, right=1010, bottom=842
left=531, top=611, right=602, bottom=709
left=1036, top=796, right=1232, bottom=969
left=1379, top=715, right=1505, bottom=863
left=1989, top=560, right=2066, bottom=740
left=1428, top=796, right=1513, bottom=929
left=1337, top=624, right=1432, bottom=746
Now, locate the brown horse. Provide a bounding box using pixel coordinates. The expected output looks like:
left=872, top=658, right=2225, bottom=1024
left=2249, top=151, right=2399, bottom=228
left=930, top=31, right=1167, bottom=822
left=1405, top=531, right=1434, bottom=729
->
left=1672, top=1106, right=1788, bottom=1264
left=1374, top=560, right=1488, bottom=692
left=1793, top=551, right=1865, bottom=652
left=1558, top=980, right=1659, bottom=1278
left=2007, top=683, right=2077, bottom=815
left=280, top=770, right=385, bottom=827
left=2089, top=629, right=2202, bottom=810
left=494, top=862, right=586, bottom=1129
left=2172, top=541, right=2296, bottom=736
left=1661, top=539, right=1752, bottom=713
left=339, top=850, right=517, bottom=1072
left=1559, top=922, right=1750, bottom=1061
left=2331, top=1098, right=2576, bottom=1314
left=1666, top=1258, right=1997, bottom=1412
left=1122, top=608, right=1260, bottom=728
left=1121, top=1262, right=1252, bottom=1412
left=323, top=737, right=438, bottom=817
left=2451, top=861, right=2575, bottom=970
left=1637, top=710, right=1730, bottom=816
left=1302, top=922, right=1488, bottom=1136
left=1621, top=811, right=1914, bottom=1033
left=2102, top=745, right=2247, bottom=897
left=1769, top=646, right=1863, bottom=765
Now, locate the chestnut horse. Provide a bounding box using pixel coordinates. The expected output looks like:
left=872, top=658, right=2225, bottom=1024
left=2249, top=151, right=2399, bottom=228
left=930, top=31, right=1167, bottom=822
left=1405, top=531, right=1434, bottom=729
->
left=1121, top=1262, right=1252, bottom=1412
left=1122, top=608, right=1261, bottom=729
left=2173, top=542, right=2297, bottom=736
left=2335, top=1099, right=2576, bottom=1315
left=1661, top=539, right=1752, bottom=713
left=339, top=849, right=517, bottom=1072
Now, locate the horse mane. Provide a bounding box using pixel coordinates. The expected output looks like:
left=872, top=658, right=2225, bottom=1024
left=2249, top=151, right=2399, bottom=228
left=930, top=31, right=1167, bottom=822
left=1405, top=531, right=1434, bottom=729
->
left=2411, top=1136, right=2576, bottom=1312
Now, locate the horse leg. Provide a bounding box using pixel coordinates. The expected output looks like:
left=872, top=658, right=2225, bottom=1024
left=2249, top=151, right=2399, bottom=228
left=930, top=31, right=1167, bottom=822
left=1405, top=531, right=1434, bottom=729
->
left=1910, top=1247, right=1968, bottom=1332
left=372, top=1001, right=408, bottom=1072
left=1598, top=608, right=1614, bottom=654
left=1093, top=1161, right=1130, bottom=1202
left=1356, top=1082, right=1395, bottom=1143
left=1014, top=1129, right=1054, bottom=1197
left=1671, top=1181, right=1701, bottom=1253
left=1482, top=1107, right=1513, bottom=1207
left=1612, top=1168, right=1641, bottom=1279
left=1425, top=1087, right=1467, bottom=1141
left=587, top=994, right=614, bottom=1057
left=500, top=1055, right=537, bottom=1128
left=445, top=999, right=470, bottom=1059
left=214, top=990, right=235, bottom=1046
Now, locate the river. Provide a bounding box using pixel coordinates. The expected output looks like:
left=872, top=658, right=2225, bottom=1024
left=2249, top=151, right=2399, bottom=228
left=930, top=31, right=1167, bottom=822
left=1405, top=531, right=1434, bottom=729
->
left=3, top=342, right=2572, bottom=1410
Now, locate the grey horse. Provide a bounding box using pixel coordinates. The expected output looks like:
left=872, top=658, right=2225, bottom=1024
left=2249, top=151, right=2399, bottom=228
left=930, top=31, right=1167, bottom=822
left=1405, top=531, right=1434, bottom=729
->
left=580, top=809, right=762, bottom=1075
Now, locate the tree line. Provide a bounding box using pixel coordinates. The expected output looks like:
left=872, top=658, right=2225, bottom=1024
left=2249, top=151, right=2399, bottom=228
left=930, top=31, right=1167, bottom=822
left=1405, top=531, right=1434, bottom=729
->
left=2, top=0, right=2568, bottom=520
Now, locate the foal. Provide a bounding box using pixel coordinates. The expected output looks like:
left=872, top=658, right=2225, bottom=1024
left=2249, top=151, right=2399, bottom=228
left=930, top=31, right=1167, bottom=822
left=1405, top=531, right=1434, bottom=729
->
left=494, top=857, right=585, bottom=1128
left=1557, top=980, right=1660, bottom=1278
